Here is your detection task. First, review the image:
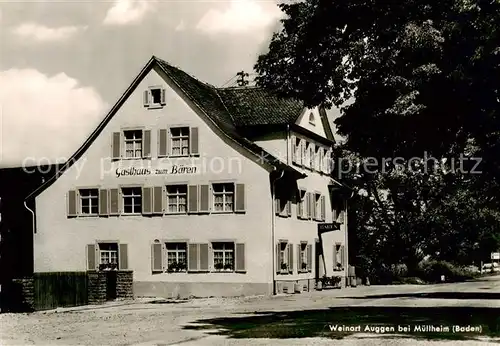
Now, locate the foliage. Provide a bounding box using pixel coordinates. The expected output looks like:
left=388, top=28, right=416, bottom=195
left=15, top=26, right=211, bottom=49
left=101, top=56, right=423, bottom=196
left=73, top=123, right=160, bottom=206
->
left=417, top=260, right=479, bottom=283
left=320, top=275, right=342, bottom=287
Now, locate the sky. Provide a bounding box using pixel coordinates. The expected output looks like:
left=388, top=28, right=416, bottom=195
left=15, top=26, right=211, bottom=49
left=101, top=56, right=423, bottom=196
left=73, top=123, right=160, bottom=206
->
left=0, top=0, right=342, bottom=168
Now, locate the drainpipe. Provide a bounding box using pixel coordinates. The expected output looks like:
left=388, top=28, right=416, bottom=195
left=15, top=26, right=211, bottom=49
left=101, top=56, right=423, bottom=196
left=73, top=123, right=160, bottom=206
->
left=24, top=200, right=36, bottom=234
left=271, top=168, right=285, bottom=295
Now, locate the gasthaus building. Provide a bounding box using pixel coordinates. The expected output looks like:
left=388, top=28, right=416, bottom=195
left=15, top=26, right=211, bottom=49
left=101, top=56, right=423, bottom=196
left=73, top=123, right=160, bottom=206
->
left=25, top=56, right=351, bottom=298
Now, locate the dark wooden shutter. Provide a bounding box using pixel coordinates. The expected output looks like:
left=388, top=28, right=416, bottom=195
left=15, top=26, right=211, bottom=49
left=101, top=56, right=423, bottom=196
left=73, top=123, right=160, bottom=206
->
left=143, top=90, right=150, bottom=107
left=235, top=243, right=245, bottom=272
left=119, top=244, right=128, bottom=270
left=109, top=188, right=119, bottom=215
left=235, top=184, right=245, bottom=212
left=188, top=185, right=198, bottom=213
left=67, top=190, right=77, bottom=217
left=306, top=193, right=312, bottom=219
left=190, top=127, right=199, bottom=155
left=320, top=195, right=326, bottom=221
left=99, top=189, right=108, bottom=216
left=340, top=245, right=345, bottom=267
left=142, top=187, right=152, bottom=215
left=158, top=129, right=167, bottom=157
left=160, top=88, right=166, bottom=105
left=288, top=243, right=294, bottom=273
left=166, top=128, right=171, bottom=156
left=153, top=186, right=163, bottom=214
left=188, top=243, right=199, bottom=271
left=112, top=132, right=121, bottom=160
left=333, top=244, right=338, bottom=267
left=297, top=244, right=301, bottom=272
left=87, top=244, right=96, bottom=270
left=199, top=243, right=209, bottom=271
left=199, top=185, right=209, bottom=213
left=151, top=243, right=163, bottom=272
left=276, top=243, right=280, bottom=273
left=143, top=130, right=151, bottom=158
left=312, top=194, right=317, bottom=220
left=307, top=244, right=312, bottom=272
left=291, top=135, right=297, bottom=163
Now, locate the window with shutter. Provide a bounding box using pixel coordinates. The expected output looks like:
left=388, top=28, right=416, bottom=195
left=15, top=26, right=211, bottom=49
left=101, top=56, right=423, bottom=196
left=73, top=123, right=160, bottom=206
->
left=147, top=86, right=166, bottom=108
left=167, top=185, right=188, bottom=214
left=320, top=195, right=326, bottom=221
left=235, top=184, right=245, bottom=213
left=278, top=241, right=289, bottom=274
left=188, top=243, right=199, bottom=272
left=212, top=183, right=234, bottom=212
left=142, top=130, right=151, bottom=158
left=109, top=188, right=120, bottom=215
left=190, top=127, right=199, bottom=156
left=112, top=132, right=121, bottom=160
left=98, top=242, right=119, bottom=271
left=158, top=129, right=168, bottom=157
left=188, top=185, right=198, bottom=213
left=142, top=187, right=152, bottom=215
left=99, top=189, right=108, bottom=216
left=67, top=190, right=78, bottom=217
left=212, top=242, right=234, bottom=271
left=170, top=127, right=190, bottom=156
left=151, top=242, right=163, bottom=272
left=119, top=244, right=128, bottom=270
left=166, top=242, right=187, bottom=272
left=235, top=243, right=246, bottom=272
left=307, top=244, right=312, bottom=272
left=288, top=243, right=294, bottom=273
left=153, top=186, right=164, bottom=214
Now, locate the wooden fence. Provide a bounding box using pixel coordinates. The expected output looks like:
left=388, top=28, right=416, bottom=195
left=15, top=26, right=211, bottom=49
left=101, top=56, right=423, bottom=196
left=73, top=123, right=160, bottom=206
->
left=33, top=272, right=88, bottom=310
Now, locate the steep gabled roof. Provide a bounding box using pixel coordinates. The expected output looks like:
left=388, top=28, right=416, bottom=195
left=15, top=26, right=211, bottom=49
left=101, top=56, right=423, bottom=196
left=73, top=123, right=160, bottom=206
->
left=25, top=56, right=305, bottom=201
left=217, top=87, right=305, bottom=126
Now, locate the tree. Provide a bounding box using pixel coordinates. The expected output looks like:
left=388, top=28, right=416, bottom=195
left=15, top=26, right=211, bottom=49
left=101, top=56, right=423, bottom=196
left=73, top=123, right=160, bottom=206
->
left=255, top=0, right=500, bottom=163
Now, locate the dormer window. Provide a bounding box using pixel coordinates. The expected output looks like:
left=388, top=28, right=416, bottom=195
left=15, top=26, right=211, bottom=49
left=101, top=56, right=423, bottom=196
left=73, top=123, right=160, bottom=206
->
left=308, top=112, right=315, bottom=126
left=144, top=86, right=166, bottom=108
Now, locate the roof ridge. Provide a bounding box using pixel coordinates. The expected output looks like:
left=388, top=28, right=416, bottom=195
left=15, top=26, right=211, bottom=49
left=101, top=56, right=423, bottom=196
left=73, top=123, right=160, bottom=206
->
left=153, top=56, right=220, bottom=90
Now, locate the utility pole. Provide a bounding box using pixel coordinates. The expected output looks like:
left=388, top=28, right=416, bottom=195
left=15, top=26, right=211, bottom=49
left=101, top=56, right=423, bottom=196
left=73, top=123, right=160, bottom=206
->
left=236, top=71, right=249, bottom=87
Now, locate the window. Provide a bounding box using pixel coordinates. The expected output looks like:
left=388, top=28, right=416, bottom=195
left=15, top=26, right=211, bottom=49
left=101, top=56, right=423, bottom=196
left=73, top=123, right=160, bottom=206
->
left=334, top=244, right=344, bottom=270
left=308, top=112, right=315, bottom=125
left=123, top=130, right=143, bottom=158
left=150, top=88, right=162, bottom=105
left=299, top=243, right=308, bottom=272
left=310, top=145, right=315, bottom=168
left=122, top=187, right=142, bottom=214
left=304, top=142, right=311, bottom=167
left=318, top=148, right=324, bottom=172
left=297, top=190, right=306, bottom=219
left=99, top=243, right=118, bottom=270
left=166, top=185, right=187, bottom=213
left=80, top=189, right=98, bottom=215
left=170, top=127, right=190, bottom=156
left=213, top=242, right=234, bottom=271
left=213, top=183, right=234, bottom=212
left=315, top=193, right=321, bottom=220
left=294, top=137, right=301, bottom=164
left=166, top=243, right=187, bottom=272
left=279, top=242, right=289, bottom=271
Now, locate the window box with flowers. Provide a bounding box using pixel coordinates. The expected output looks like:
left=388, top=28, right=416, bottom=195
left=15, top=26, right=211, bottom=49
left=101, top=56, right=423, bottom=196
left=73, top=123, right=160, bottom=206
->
left=334, top=263, right=344, bottom=272
left=280, top=262, right=289, bottom=274
left=214, top=262, right=234, bottom=272
left=99, top=263, right=118, bottom=271
left=167, top=261, right=187, bottom=273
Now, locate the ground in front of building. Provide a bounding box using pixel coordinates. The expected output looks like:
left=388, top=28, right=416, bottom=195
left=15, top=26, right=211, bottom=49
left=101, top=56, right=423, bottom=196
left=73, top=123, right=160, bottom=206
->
left=1, top=276, right=499, bottom=345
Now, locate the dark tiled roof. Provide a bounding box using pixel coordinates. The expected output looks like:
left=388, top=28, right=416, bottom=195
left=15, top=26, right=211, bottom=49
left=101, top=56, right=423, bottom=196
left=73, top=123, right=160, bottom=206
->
left=155, top=57, right=304, bottom=175
left=217, top=87, right=305, bottom=126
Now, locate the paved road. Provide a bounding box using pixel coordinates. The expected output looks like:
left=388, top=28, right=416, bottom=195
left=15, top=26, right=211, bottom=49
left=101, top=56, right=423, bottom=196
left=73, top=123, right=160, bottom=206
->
left=1, top=275, right=499, bottom=345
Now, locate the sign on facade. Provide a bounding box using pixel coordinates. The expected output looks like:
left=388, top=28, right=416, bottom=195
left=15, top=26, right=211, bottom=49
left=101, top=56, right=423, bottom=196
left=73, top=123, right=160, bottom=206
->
left=318, top=223, right=339, bottom=232
left=115, top=165, right=198, bottom=177
left=491, top=252, right=500, bottom=260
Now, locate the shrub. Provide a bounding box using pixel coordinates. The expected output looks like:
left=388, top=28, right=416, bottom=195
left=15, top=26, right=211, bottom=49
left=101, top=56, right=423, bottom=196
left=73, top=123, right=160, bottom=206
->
left=417, top=260, right=479, bottom=283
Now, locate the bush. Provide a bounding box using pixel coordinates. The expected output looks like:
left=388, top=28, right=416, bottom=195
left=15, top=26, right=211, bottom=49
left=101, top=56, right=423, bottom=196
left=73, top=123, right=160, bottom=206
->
left=417, top=260, right=479, bottom=283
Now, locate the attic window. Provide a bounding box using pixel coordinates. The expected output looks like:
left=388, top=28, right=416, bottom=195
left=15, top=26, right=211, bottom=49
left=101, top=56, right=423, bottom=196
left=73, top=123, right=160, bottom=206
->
left=144, top=86, right=166, bottom=108
left=308, top=112, right=315, bottom=126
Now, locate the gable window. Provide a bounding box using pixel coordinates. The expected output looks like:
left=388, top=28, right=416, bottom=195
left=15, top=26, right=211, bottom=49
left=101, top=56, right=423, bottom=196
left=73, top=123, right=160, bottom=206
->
left=213, top=183, right=234, bottom=212
left=80, top=189, right=98, bottom=215
left=213, top=242, right=234, bottom=271
left=170, top=127, right=190, bottom=156
left=122, top=187, right=142, bottom=214
left=144, top=86, right=166, bottom=108
left=166, top=185, right=187, bottom=214
left=124, top=130, right=143, bottom=158
left=308, top=112, right=315, bottom=126
left=166, top=242, right=187, bottom=272
left=99, top=243, right=118, bottom=271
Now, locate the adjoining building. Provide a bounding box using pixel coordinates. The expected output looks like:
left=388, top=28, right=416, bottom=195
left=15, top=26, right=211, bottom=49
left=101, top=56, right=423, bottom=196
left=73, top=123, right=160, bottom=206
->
left=16, top=56, right=351, bottom=298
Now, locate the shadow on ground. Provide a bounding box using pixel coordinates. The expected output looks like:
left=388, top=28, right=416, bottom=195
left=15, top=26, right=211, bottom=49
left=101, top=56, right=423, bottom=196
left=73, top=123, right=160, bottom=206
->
left=183, top=306, right=500, bottom=340
left=341, top=292, right=500, bottom=300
